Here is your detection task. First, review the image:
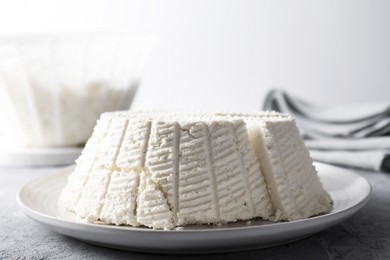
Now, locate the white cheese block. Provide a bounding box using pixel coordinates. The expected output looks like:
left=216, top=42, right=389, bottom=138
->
left=59, top=110, right=332, bottom=229
left=220, top=112, right=332, bottom=221
left=247, top=118, right=332, bottom=221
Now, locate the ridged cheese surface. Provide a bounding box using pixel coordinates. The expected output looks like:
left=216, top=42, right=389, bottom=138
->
left=251, top=119, right=332, bottom=221
left=59, top=110, right=332, bottom=229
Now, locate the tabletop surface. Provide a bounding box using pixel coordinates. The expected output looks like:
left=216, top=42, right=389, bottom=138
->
left=1, top=164, right=389, bottom=260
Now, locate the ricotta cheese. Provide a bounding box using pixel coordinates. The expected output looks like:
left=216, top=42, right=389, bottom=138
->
left=0, top=33, right=154, bottom=147
left=220, top=112, right=333, bottom=221
left=59, top=110, right=332, bottom=229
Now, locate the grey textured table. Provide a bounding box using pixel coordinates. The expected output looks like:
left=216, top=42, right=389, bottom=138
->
left=1, top=165, right=389, bottom=260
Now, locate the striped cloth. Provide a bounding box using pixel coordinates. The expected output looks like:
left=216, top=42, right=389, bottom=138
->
left=263, top=89, right=390, bottom=172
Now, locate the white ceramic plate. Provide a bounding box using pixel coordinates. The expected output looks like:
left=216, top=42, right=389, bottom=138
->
left=0, top=146, right=82, bottom=167
left=17, top=163, right=371, bottom=254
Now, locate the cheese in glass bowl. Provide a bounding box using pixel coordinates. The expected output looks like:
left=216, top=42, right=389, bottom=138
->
left=0, top=33, right=155, bottom=147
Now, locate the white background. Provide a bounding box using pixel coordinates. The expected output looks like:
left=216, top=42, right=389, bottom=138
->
left=0, top=0, right=389, bottom=111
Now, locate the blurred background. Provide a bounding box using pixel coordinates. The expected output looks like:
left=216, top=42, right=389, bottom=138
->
left=1, top=0, right=389, bottom=111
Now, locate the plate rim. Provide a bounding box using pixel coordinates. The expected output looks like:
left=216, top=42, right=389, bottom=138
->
left=16, top=162, right=371, bottom=233
left=0, top=146, right=83, bottom=167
